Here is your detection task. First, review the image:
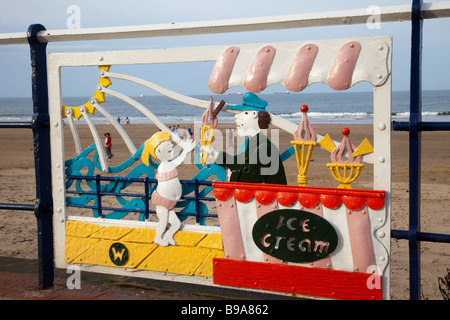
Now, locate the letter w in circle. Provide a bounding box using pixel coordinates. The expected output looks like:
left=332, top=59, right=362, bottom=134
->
left=109, top=242, right=129, bottom=266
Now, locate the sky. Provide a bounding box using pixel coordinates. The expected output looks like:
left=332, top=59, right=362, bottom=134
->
left=0, top=0, right=450, bottom=97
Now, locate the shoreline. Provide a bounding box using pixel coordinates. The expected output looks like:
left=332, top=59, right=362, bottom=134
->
left=0, top=123, right=449, bottom=300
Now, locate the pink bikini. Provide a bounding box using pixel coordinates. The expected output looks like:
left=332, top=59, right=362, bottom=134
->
left=155, top=169, right=178, bottom=181
left=151, top=169, right=179, bottom=210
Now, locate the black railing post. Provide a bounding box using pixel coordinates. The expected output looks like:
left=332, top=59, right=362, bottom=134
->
left=95, top=175, right=103, bottom=218
left=27, top=24, right=54, bottom=289
left=409, top=0, right=423, bottom=300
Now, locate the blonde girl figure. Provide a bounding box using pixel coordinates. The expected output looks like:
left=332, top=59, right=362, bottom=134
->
left=142, top=131, right=196, bottom=246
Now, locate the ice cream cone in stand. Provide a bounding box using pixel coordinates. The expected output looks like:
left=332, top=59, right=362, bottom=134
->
left=290, top=105, right=317, bottom=186
left=326, top=127, right=364, bottom=189
left=200, top=97, right=224, bottom=166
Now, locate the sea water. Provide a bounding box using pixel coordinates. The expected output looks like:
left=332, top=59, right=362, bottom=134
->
left=1, top=90, right=449, bottom=125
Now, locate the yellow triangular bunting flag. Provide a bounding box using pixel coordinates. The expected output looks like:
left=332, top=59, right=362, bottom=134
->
left=318, top=134, right=335, bottom=153
left=353, top=138, right=374, bottom=157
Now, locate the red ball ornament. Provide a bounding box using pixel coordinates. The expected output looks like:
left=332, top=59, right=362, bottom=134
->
left=342, top=127, right=350, bottom=136
left=300, top=104, right=309, bottom=112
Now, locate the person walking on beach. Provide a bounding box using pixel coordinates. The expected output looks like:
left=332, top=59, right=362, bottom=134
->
left=104, top=133, right=113, bottom=159
left=126, top=117, right=130, bottom=125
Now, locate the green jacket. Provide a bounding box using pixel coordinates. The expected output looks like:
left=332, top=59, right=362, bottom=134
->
left=216, top=132, right=287, bottom=185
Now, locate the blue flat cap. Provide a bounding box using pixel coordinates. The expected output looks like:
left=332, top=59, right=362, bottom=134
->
left=226, top=92, right=268, bottom=112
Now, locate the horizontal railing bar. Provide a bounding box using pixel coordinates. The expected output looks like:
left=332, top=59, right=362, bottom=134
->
left=1, top=2, right=450, bottom=45
left=391, top=229, right=450, bottom=243
left=67, top=175, right=156, bottom=183
left=182, top=196, right=216, bottom=202
left=181, top=179, right=212, bottom=186
left=0, top=122, right=33, bottom=129
left=67, top=203, right=217, bottom=218
left=66, top=190, right=146, bottom=198
left=66, top=190, right=215, bottom=202
left=0, top=202, right=35, bottom=211
left=68, top=203, right=147, bottom=214
left=393, top=121, right=450, bottom=131
left=176, top=212, right=218, bottom=218
left=67, top=174, right=213, bottom=186
left=66, top=190, right=215, bottom=204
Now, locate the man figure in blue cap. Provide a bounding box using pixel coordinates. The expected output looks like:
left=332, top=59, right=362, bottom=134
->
left=214, top=92, right=287, bottom=185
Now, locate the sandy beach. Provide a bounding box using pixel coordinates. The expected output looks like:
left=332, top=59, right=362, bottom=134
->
left=0, top=122, right=449, bottom=300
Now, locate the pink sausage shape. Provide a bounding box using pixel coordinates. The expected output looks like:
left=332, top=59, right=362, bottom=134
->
left=346, top=206, right=376, bottom=273
left=208, top=46, right=239, bottom=94
left=284, top=44, right=318, bottom=92
left=215, top=197, right=246, bottom=261
left=328, top=41, right=361, bottom=91
left=244, top=46, right=276, bottom=93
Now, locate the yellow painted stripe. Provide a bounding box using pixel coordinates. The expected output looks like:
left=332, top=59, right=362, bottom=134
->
left=197, top=233, right=223, bottom=250
left=121, top=227, right=156, bottom=243
left=137, top=246, right=211, bottom=275
left=65, top=221, right=104, bottom=238
left=194, top=250, right=224, bottom=277
left=64, top=221, right=224, bottom=277
left=173, top=231, right=206, bottom=246
left=90, top=226, right=134, bottom=240
left=65, top=236, right=100, bottom=263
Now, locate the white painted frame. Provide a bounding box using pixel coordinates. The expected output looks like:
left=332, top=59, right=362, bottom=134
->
left=48, top=36, right=392, bottom=300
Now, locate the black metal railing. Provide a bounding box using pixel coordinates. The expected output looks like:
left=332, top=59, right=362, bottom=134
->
left=389, top=0, right=450, bottom=300
left=66, top=174, right=217, bottom=223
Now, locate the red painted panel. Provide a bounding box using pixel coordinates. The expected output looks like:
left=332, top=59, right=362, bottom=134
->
left=213, top=187, right=235, bottom=201
left=298, top=192, right=320, bottom=208
left=211, top=181, right=385, bottom=210
left=254, top=190, right=277, bottom=205
left=320, top=194, right=342, bottom=209
left=343, top=195, right=367, bottom=211
left=234, top=188, right=254, bottom=203
left=213, top=258, right=382, bottom=300
left=366, top=197, right=385, bottom=210
left=276, top=191, right=298, bottom=207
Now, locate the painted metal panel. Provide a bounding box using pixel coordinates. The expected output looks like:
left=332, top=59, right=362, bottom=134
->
left=45, top=35, right=392, bottom=299
left=213, top=258, right=382, bottom=300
